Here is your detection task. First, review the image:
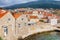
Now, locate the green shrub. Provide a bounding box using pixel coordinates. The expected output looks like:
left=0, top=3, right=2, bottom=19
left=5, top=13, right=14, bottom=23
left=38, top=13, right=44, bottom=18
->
left=39, top=20, right=44, bottom=22
left=0, top=37, right=3, bottom=40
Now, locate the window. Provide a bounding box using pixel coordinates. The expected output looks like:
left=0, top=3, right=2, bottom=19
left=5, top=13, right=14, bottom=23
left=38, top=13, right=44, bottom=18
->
left=3, top=26, right=8, bottom=36
left=21, top=18, right=23, bottom=20
left=18, top=24, right=20, bottom=27
left=8, top=18, right=11, bottom=21
left=7, top=18, right=11, bottom=23
left=28, top=19, right=30, bottom=21
left=24, top=23, right=26, bottom=26
left=28, top=23, right=31, bottom=26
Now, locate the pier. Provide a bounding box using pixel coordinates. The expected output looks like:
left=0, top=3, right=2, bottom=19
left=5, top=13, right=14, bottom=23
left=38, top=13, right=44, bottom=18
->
left=17, top=23, right=60, bottom=39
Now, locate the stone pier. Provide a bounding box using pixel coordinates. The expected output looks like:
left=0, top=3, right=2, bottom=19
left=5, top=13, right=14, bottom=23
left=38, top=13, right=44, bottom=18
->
left=17, top=23, right=58, bottom=39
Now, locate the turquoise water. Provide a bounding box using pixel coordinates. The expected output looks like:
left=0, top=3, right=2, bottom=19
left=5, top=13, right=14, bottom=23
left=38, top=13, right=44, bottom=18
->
left=23, top=31, right=60, bottom=40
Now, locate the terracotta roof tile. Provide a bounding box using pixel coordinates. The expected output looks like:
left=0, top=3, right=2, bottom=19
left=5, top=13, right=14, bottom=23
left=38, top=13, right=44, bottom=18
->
left=47, top=14, right=53, bottom=16
left=0, top=10, right=8, bottom=18
left=13, top=13, right=22, bottom=19
left=22, top=11, right=32, bottom=14
left=27, top=12, right=32, bottom=14
left=43, top=12, right=53, bottom=17
left=29, top=16, right=38, bottom=19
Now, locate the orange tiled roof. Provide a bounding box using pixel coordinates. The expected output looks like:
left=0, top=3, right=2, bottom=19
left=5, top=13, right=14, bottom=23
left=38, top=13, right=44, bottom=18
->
left=29, top=16, right=38, bottom=19
left=0, top=10, right=8, bottom=18
left=24, top=11, right=32, bottom=14
left=13, top=13, right=22, bottom=19
left=28, top=11, right=33, bottom=14
left=47, top=13, right=53, bottom=16
left=43, top=11, right=53, bottom=17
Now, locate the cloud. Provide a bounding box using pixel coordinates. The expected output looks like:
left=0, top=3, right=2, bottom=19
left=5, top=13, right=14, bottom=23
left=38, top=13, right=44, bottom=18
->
left=0, top=0, right=37, bottom=7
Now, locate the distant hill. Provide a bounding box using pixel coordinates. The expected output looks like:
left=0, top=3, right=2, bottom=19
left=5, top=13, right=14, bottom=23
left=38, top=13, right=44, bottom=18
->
left=3, top=1, right=60, bottom=9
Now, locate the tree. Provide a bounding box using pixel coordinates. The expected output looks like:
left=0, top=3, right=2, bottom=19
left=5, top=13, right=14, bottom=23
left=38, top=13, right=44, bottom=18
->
left=53, top=10, right=60, bottom=16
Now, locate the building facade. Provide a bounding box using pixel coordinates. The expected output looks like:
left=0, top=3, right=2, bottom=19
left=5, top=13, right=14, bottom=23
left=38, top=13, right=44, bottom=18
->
left=0, top=10, right=15, bottom=40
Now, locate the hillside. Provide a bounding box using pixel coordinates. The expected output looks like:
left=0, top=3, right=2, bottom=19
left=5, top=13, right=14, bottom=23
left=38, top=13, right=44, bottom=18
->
left=3, top=1, right=60, bottom=9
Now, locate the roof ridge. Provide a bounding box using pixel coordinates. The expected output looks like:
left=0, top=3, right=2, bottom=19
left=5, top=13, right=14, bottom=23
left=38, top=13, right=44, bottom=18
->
left=0, top=10, right=8, bottom=18
left=13, top=13, right=22, bottom=19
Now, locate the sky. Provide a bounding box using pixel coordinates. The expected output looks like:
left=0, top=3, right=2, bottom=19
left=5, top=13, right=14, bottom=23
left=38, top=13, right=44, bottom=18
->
left=0, top=0, right=60, bottom=7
